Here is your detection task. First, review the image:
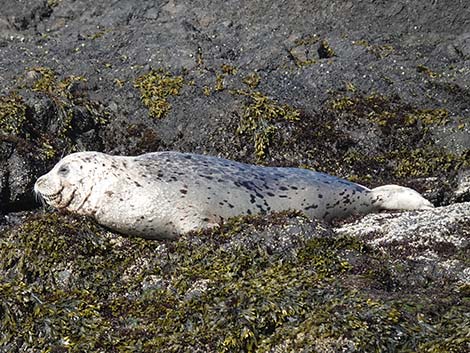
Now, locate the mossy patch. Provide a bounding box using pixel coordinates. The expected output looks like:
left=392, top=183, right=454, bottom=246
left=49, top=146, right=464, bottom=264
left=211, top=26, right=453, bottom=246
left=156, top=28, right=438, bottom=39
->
left=134, top=69, right=185, bottom=119
left=242, top=72, right=261, bottom=89
left=417, top=64, right=440, bottom=78
left=323, top=91, right=469, bottom=180
left=85, top=28, right=110, bottom=40
left=294, top=34, right=320, bottom=47
left=221, top=64, right=237, bottom=75
left=19, top=66, right=109, bottom=160
left=29, top=66, right=57, bottom=94
left=0, top=93, right=27, bottom=135
left=353, top=40, right=395, bottom=58
left=329, top=93, right=450, bottom=128
left=2, top=67, right=108, bottom=160
left=0, top=211, right=468, bottom=352
left=233, top=90, right=300, bottom=160
left=369, top=44, right=395, bottom=59
left=47, top=0, right=61, bottom=7
left=391, top=147, right=469, bottom=178
left=317, top=40, right=336, bottom=59
left=25, top=66, right=107, bottom=120
left=215, top=73, right=225, bottom=91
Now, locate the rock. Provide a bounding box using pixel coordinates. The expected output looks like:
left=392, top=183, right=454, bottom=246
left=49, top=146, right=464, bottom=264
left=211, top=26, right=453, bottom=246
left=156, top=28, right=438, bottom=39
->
left=453, top=169, right=470, bottom=202
left=451, top=32, right=470, bottom=60
left=6, top=151, right=38, bottom=209
left=335, top=202, right=470, bottom=284
left=0, top=147, right=42, bottom=212
left=2, top=211, right=468, bottom=352
left=0, top=1, right=467, bottom=189
left=0, top=0, right=469, bottom=351
left=1, top=0, right=52, bottom=31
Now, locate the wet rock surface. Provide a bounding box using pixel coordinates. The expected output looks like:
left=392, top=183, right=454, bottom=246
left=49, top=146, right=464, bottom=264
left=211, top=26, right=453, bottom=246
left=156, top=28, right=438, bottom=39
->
left=0, top=0, right=469, bottom=352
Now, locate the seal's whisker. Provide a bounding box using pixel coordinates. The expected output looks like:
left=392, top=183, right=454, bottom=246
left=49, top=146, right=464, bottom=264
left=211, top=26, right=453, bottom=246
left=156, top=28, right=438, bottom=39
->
left=34, top=190, right=46, bottom=208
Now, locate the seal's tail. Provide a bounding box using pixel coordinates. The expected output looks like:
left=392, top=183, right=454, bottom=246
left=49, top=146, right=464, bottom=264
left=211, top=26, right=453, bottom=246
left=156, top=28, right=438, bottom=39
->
left=370, top=185, right=434, bottom=211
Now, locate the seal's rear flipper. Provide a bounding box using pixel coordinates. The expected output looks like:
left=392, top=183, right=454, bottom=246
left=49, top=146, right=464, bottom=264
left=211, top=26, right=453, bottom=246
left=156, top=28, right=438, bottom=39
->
left=371, top=185, right=434, bottom=211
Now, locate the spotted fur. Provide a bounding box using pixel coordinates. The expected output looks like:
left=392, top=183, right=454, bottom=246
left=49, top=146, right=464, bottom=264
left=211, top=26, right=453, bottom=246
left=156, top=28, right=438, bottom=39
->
left=34, top=151, right=433, bottom=239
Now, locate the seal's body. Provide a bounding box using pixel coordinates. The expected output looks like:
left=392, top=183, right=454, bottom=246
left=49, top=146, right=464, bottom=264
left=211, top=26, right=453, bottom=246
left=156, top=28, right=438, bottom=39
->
left=34, top=151, right=433, bottom=239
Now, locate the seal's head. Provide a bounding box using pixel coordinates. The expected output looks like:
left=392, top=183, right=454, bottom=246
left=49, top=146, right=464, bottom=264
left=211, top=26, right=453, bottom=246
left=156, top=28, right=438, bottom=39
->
left=34, top=152, right=104, bottom=212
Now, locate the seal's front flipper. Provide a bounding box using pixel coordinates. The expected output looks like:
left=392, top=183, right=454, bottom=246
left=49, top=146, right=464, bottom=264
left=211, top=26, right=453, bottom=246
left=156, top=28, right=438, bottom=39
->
left=371, top=185, right=434, bottom=211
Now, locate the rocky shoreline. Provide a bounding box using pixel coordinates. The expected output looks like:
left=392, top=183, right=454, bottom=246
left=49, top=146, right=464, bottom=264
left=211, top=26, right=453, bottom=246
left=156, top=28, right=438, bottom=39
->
left=1, top=1, right=469, bottom=352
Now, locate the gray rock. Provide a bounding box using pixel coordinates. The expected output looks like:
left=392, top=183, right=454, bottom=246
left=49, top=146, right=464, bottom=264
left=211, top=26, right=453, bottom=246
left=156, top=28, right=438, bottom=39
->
left=335, top=202, right=470, bottom=284
left=451, top=32, right=470, bottom=60
left=453, top=169, right=470, bottom=202
left=0, top=149, right=40, bottom=212
left=0, top=1, right=469, bottom=351
left=0, top=0, right=52, bottom=31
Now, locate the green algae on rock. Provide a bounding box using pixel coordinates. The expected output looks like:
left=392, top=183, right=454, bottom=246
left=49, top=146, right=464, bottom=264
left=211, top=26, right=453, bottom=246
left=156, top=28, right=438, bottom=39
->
left=391, top=147, right=469, bottom=178
left=134, top=69, right=185, bottom=119
left=234, top=90, right=300, bottom=160
left=317, top=40, right=336, bottom=59
left=28, top=66, right=108, bottom=130
left=1, top=211, right=468, bottom=352
left=221, top=64, right=237, bottom=75
left=0, top=93, right=27, bottom=136
left=325, top=91, right=469, bottom=180
left=242, top=72, right=261, bottom=89
left=21, top=67, right=108, bottom=157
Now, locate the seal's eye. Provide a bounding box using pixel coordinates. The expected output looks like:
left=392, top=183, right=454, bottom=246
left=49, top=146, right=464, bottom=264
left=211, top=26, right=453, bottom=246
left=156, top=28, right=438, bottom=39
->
left=58, top=165, right=69, bottom=175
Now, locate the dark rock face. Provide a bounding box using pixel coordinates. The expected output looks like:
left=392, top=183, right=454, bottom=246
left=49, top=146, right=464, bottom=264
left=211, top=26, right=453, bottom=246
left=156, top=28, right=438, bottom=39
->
left=0, top=0, right=52, bottom=31
left=0, top=0, right=469, bottom=211
left=0, top=1, right=469, bottom=351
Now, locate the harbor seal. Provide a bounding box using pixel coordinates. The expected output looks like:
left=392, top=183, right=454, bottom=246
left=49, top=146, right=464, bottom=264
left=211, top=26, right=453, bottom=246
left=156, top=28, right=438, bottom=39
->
left=34, top=151, right=433, bottom=239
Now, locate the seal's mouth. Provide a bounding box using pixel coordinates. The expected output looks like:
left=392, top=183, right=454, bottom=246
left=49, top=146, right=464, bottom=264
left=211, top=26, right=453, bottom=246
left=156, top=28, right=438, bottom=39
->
left=59, top=189, right=76, bottom=210
left=41, top=189, right=63, bottom=203
left=37, top=186, right=76, bottom=210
